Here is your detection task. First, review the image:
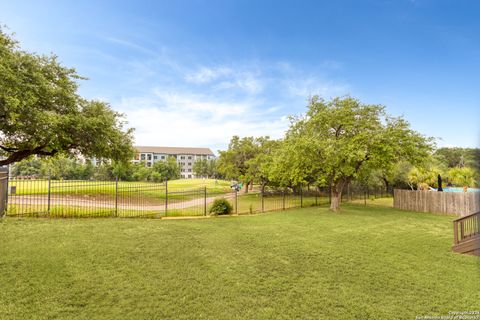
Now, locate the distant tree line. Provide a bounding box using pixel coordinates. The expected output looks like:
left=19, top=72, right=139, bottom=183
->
left=11, top=156, right=221, bottom=182
left=404, top=147, right=479, bottom=191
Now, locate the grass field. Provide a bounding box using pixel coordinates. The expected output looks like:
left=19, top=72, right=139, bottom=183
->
left=1, top=205, right=478, bottom=319
left=8, top=178, right=232, bottom=196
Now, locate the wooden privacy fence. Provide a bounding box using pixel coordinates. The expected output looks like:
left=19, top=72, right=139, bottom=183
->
left=394, top=189, right=480, bottom=217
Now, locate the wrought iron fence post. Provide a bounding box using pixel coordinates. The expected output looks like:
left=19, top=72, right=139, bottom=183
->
left=115, top=176, right=119, bottom=217
left=5, top=165, right=10, bottom=215
left=47, top=174, right=51, bottom=214
left=0, top=168, right=8, bottom=218
left=328, top=186, right=331, bottom=205
left=364, top=187, right=367, bottom=206
left=282, top=189, right=286, bottom=210
left=315, top=189, right=318, bottom=206
left=235, top=189, right=238, bottom=214
left=300, top=186, right=303, bottom=208
left=261, top=188, right=264, bottom=213
left=204, top=186, right=207, bottom=216
left=165, top=179, right=168, bottom=217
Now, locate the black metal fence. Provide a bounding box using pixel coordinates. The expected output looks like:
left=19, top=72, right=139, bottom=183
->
left=2, top=176, right=392, bottom=218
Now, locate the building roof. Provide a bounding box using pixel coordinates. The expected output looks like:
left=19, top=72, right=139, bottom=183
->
left=134, top=146, right=215, bottom=155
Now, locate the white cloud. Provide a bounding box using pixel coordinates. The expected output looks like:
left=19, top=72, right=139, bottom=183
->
left=106, top=37, right=158, bottom=56
left=107, top=58, right=349, bottom=151
left=185, top=65, right=264, bottom=94
left=184, top=66, right=233, bottom=84
left=286, top=76, right=349, bottom=98
left=215, top=74, right=263, bottom=94
left=117, top=89, right=288, bottom=152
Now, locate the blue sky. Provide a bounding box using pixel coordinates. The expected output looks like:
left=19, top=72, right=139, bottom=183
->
left=1, top=0, right=479, bottom=151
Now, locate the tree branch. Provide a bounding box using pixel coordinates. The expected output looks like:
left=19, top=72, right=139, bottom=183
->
left=0, top=146, right=58, bottom=166
left=0, top=145, right=19, bottom=152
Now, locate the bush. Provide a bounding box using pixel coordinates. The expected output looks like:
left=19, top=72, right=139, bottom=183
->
left=209, top=198, right=233, bottom=216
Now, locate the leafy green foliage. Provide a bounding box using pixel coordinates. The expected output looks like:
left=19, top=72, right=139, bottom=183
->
left=151, top=157, right=181, bottom=182
left=448, top=167, right=476, bottom=187
left=193, top=159, right=219, bottom=178
left=0, top=28, right=134, bottom=166
left=12, top=156, right=95, bottom=180
left=245, top=138, right=280, bottom=191
left=277, top=96, right=433, bottom=211
left=217, top=136, right=271, bottom=192
left=209, top=198, right=233, bottom=215
left=10, top=156, right=181, bottom=182
left=434, top=147, right=480, bottom=170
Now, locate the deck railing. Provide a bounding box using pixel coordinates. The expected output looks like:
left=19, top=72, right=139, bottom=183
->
left=453, top=211, right=480, bottom=245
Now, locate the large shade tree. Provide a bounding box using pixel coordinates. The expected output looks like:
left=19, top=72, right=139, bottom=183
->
left=217, top=136, right=266, bottom=193
left=283, top=96, right=432, bottom=211
left=0, top=29, right=134, bottom=166
left=245, top=137, right=279, bottom=192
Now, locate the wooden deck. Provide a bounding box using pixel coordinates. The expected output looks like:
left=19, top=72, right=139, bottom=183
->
left=452, top=211, right=480, bottom=256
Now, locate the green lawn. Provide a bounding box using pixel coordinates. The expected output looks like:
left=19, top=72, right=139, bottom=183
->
left=1, top=205, right=478, bottom=319
left=7, top=178, right=232, bottom=196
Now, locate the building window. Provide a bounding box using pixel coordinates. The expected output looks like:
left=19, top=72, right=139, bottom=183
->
left=154, top=155, right=158, bottom=160
left=147, top=154, right=152, bottom=160
left=161, top=156, right=165, bottom=159
left=188, top=169, right=192, bottom=172
left=188, top=175, right=192, bottom=178
left=188, top=156, right=192, bottom=160
left=141, top=154, right=145, bottom=160
left=180, top=156, right=185, bottom=160
left=188, top=162, right=192, bottom=166
left=146, top=162, right=151, bottom=167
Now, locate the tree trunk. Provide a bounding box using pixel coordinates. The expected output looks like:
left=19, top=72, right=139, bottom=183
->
left=383, top=178, right=390, bottom=194
left=260, top=181, right=267, bottom=194
left=244, top=181, right=249, bottom=193
left=330, top=179, right=348, bottom=212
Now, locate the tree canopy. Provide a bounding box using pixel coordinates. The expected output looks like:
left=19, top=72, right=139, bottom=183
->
left=434, top=147, right=480, bottom=171
left=151, top=157, right=181, bottom=182
left=216, top=97, right=434, bottom=210
left=193, top=158, right=219, bottom=179
left=271, top=97, right=432, bottom=211
left=0, top=28, right=134, bottom=166
left=217, top=136, right=278, bottom=192
left=280, top=96, right=433, bottom=211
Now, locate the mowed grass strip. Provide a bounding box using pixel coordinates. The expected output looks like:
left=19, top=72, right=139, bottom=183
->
left=7, top=178, right=232, bottom=196
left=0, top=205, right=478, bottom=320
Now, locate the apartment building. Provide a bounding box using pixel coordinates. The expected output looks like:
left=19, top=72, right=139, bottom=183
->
left=133, top=146, right=215, bottom=179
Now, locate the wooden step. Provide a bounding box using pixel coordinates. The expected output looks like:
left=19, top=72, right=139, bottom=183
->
left=452, top=235, right=480, bottom=256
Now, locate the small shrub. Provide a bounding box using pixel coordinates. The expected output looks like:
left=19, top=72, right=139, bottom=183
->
left=209, top=198, right=233, bottom=216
